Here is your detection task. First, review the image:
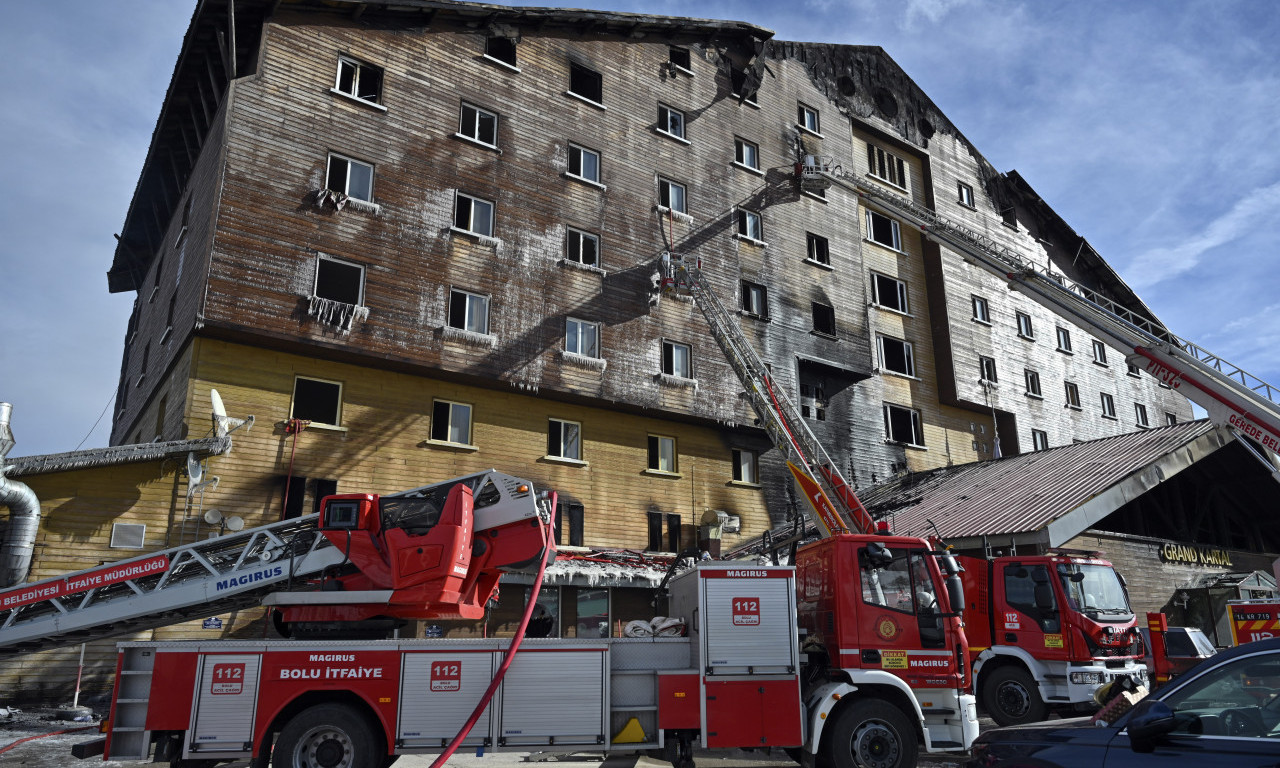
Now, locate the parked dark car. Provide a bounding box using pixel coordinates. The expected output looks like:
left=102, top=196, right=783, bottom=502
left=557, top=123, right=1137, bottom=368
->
left=967, top=636, right=1280, bottom=767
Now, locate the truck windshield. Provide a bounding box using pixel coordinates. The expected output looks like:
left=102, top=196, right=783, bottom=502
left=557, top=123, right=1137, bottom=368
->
left=1059, top=564, right=1131, bottom=617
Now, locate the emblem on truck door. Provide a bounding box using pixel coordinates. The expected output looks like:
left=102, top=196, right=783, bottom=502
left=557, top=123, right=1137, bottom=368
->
left=875, top=615, right=901, bottom=641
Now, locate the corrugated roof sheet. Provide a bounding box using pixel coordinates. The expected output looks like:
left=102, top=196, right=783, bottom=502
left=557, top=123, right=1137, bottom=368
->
left=857, top=420, right=1223, bottom=540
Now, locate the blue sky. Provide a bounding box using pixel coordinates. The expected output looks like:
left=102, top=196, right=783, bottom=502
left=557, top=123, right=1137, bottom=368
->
left=2, top=0, right=1278, bottom=458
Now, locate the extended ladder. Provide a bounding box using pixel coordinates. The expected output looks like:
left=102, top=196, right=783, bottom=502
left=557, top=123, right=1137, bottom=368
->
left=660, top=251, right=875, bottom=538
left=804, top=158, right=1280, bottom=463
left=0, top=514, right=345, bottom=657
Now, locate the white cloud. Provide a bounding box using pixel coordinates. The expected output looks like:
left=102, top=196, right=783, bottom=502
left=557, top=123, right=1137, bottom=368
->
left=903, top=0, right=973, bottom=28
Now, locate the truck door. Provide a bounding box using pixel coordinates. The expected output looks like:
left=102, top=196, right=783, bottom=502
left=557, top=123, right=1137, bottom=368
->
left=1000, top=564, right=1065, bottom=660
left=855, top=546, right=953, bottom=677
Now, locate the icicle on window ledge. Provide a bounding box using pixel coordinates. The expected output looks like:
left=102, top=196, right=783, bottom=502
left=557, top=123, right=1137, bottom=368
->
left=307, top=295, right=369, bottom=333
left=440, top=325, right=497, bottom=348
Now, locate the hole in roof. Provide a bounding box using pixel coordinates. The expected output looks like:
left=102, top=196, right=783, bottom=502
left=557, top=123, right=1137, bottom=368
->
left=874, top=87, right=899, bottom=118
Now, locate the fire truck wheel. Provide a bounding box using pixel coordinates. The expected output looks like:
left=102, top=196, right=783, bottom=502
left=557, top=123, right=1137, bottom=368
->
left=272, top=703, right=379, bottom=768
left=983, top=666, right=1046, bottom=727
left=820, top=699, right=917, bottom=768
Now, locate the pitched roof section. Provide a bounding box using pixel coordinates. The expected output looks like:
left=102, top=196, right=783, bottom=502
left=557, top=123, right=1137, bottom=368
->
left=858, top=420, right=1232, bottom=548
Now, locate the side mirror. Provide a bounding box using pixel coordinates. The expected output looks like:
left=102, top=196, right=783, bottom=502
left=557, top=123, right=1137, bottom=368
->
left=1034, top=583, right=1055, bottom=610
left=1127, top=699, right=1176, bottom=753
left=946, top=574, right=964, bottom=615
left=862, top=542, right=894, bottom=568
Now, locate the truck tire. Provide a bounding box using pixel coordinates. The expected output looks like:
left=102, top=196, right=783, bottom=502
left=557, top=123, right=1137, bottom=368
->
left=272, top=703, right=380, bottom=768
left=982, top=667, right=1046, bottom=727
left=820, top=699, right=917, bottom=768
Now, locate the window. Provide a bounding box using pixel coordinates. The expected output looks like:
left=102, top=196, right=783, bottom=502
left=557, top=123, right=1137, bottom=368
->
left=812, top=302, right=836, bottom=336
left=334, top=56, right=382, bottom=104
left=314, top=256, right=364, bottom=305
left=668, top=46, right=691, bottom=72
left=431, top=399, right=473, bottom=445
left=554, top=501, right=584, bottom=547
left=1100, top=392, right=1116, bottom=419
left=730, top=69, right=758, bottom=103
left=806, top=232, right=830, bottom=265
left=1001, top=207, right=1017, bottom=229
left=568, top=143, right=601, bottom=183
left=732, top=449, right=759, bottom=484
left=957, top=182, right=974, bottom=208
left=548, top=418, right=582, bottom=460
left=972, top=296, right=990, bottom=323
left=866, top=143, right=906, bottom=188
left=1092, top=339, right=1108, bottom=365
left=798, top=103, right=820, bottom=133
left=1065, top=381, right=1081, bottom=409
left=1056, top=326, right=1073, bottom=353
left=1016, top=311, right=1034, bottom=339
left=1159, top=650, right=1280, bottom=739
left=1127, top=363, right=1142, bottom=377
left=292, top=376, right=342, bottom=427
left=865, top=210, right=902, bottom=250
left=979, top=356, right=998, bottom=384
left=565, top=228, right=599, bottom=266
left=1165, top=412, right=1178, bottom=426
left=485, top=37, right=517, bottom=67
left=800, top=382, right=826, bottom=421
left=871, top=272, right=909, bottom=313
left=448, top=289, right=489, bottom=334
left=458, top=102, right=498, bottom=146
left=734, top=138, right=759, bottom=170
left=568, top=62, right=603, bottom=104
left=648, top=435, right=677, bottom=473
left=662, top=340, right=692, bottom=378
left=658, top=177, right=687, bottom=214
left=326, top=153, right=373, bottom=202
left=657, top=104, right=686, bottom=140
left=740, top=281, right=768, bottom=318
left=453, top=192, right=494, bottom=236
left=878, top=335, right=915, bottom=377
left=884, top=403, right=924, bottom=446
left=1025, top=369, right=1042, bottom=397
left=1135, top=403, right=1149, bottom=428
left=1031, top=429, right=1048, bottom=451
left=646, top=511, right=682, bottom=552
left=565, top=317, right=600, bottom=358
left=737, top=209, right=763, bottom=241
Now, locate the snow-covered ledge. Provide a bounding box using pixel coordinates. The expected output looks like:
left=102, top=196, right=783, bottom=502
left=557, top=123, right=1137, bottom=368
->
left=441, top=326, right=497, bottom=348
left=312, top=189, right=382, bottom=216
left=656, top=373, right=698, bottom=390
left=558, top=258, right=607, bottom=276
left=562, top=350, right=607, bottom=371
left=655, top=205, right=693, bottom=225
left=308, top=295, right=369, bottom=334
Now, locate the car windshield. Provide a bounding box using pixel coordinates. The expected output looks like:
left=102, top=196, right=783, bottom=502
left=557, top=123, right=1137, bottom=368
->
left=1060, top=563, right=1131, bottom=616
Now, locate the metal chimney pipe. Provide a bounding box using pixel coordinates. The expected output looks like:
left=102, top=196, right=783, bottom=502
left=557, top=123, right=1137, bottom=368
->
left=0, top=403, right=42, bottom=587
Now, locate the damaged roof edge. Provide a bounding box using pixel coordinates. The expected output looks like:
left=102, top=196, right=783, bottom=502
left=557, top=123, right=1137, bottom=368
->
left=3, top=436, right=232, bottom=478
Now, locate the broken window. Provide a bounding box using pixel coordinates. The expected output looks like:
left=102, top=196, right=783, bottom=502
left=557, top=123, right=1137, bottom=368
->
left=800, top=382, right=827, bottom=421
left=878, top=335, right=915, bottom=377
left=458, top=102, right=498, bottom=146
left=1025, top=369, right=1042, bottom=397
left=973, top=296, right=990, bottom=324
left=740, top=281, right=768, bottom=319
left=732, top=448, right=759, bottom=484
left=565, top=228, right=599, bottom=266
left=658, top=103, right=686, bottom=140
left=1016, top=311, right=1034, bottom=339
left=554, top=501, right=584, bottom=547
left=1135, top=402, right=1149, bottom=428
left=292, top=376, right=342, bottom=427
left=658, top=177, right=687, bottom=214
left=737, top=209, right=763, bottom=242
left=734, top=137, right=759, bottom=170
left=647, top=435, right=677, bottom=474
left=565, top=317, right=599, bottom=358
left=334, top=56, right=383, bottom=104
left=327, top=153, right=374, bottom=202
left=548, top=418, right=582, bottom=461
left=314, top=255, right=364, bottom=306
left=1065, top=381, right=1081, bottom=409
left=871, top=272, right=908, bottom=313
left=668, top=46, right=691, bottom=73
left=568, top=143, right=601, bottom=183
left=453, top=192, right=494, bottom=236
left=1166, top=412, right=1177, bottom=426
left=1092, top=339, right=1108, bottom=366
left=568, top=62, right=603, bottom=104
left=730, top=68, right=758, bottom=103
left=798, top=103, right=821, bottom=134
left=485, top=37, right=517, bottom=68
left=807, top=232, right=830, bottom=265
left=884, top=403, right=924, bottom=446
left=448, top=289, right=489, bottom=334
left=958, top=181, right=975, bottom=208
left=662, top=340, right=692, bottom=379
left=1100, top=392, right=1116, bottom=419
left=866, top=143, right=907, bottom=188
left=979, top=356, right=998, bottom=384
left=1032, top=429, right=1049, bottom=451
left=431, top=399, right=473, bottom=445
left=1056, top=326, right=1073, bottom=353
left=865, top=209, right=902, bottom=251
left=812, top=302, right=836, bottom=337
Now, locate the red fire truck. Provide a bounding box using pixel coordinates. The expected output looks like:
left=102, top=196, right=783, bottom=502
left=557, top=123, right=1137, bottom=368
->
left=958, top=551, right=1146, bottom=725
left=1228, top=599, right=1280, bottom=646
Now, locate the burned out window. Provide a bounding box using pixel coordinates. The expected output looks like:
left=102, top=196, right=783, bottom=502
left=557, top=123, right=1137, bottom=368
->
left=554, top=501, right=584, bottom=547
left=730, top=68, right=758, bottom=103
left=485, top=37, right=517, bottom=68
left=565, top=228, right=599, bottom=266
left=646, top=511, right=682, bottom=552
left=865, top=209, right=902, bottom=251
left=327, top=153, right=374, bottom=202
left=292, top=376, right=342, bottom=427
left=812, top=302, right=836, bottom=336
left=878, top=335, right=915, bottom=377
left=458, top=102, right=498, bottom=147
left=568, top=62, right=603, bottom=105
left=979, top=356, right=998, bottom=384
left=668, top=46, right=691, bottom=73
left=732, top=449, right=759, bottom=484
left=866, top=143, right=907, bottom=188
left=806, top=233, right=830, bottom=265
left=1065, top=381, right=1081, bottom=409
left=871, top=272, right=908, bottom=313
left=314, top=256, right=364, bottom=306
left=884, top=403, right=924, bottom=446
left=334, top=56, right=383, bottom=104
left=800, top=383, right=826, bottom=421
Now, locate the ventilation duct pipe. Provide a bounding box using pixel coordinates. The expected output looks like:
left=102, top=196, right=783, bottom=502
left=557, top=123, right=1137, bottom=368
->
left=0, top=403, right=41, bottom=588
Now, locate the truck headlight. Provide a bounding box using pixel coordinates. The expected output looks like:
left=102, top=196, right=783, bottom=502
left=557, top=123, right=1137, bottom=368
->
left=1070, top=671, right=1104, bottom=685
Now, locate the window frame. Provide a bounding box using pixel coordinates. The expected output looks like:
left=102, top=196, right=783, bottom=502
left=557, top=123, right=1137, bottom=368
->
left=1135, top=402, right=1150, bottom=428
left=884, top=402, right=925, bottom=447
left=484, top=36, right=518, bottom=69
left=647, top=434, right=678, bottom=474
left=314, top=254, right=366, bottom=306
left=1056, top=326, right=1073, bottom=353
left=871, top=272, right=909, bottom=314
left=865, top=209, right=903, bottom=251
left=565, top=227, right=600, bottom=267
left=979, top=355, right=998, bottom=384
left=333, top=55, right=383, bottom=106
left=733, top=137, right=760, bottom=171
left=457, top=101, right=499, bottom=147
left=565, top=317, right=600, bottom=358
left=812, top=302, right=837, bottom=337
left=657, top=103, right=687, bottom=141
left=658, top=177, right=687, bottom=214
left=291, top=375, right=344, bottom=429
left=877, top=334, right=916, bottom=378
left=1064, top=381, right=1081, bottom=409
left=957, top=181, right=975, bottom=208
left=567, top=142, right=602, bottom=184
left=1092, top=339, right=1109, bottom=366
left=806, top=232, right=831, bottom=266
left=1024, top=369, right=1042, bottom=398
left=661, top=339, right=693, bottom=379
left=866, top=142, right=907, bottom=189
left=1016, top=311, right=1035, bottom=340
left=1031, top=429, right=1049, bottom=451
left=326, top=152, right=374, bottom=202
left=740, top=280, right=769, bottom=319
left=547, top=418, right=583, bottom=461
left=448, top=288, right=490, bottom=335
left=567, top=62, right=604, bottom=106
left=1100, top=392, right=1117, bottom=419
left=453, top=191, right=495, bottom=237
left=797, top=102, right=821, bottom=134
left=732, top=448, right=759, bottom=485
left=972, top=295, right=991, bottom=324
left=737, top=208, right=764, bottom=243
left=668, top=46, right=692, bottom=74
left=430, top=399, right=474, bottom=446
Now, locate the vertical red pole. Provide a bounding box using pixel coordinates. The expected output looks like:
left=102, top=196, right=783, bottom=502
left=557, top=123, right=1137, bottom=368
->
left=1146, top=612, right=1169, bottom=688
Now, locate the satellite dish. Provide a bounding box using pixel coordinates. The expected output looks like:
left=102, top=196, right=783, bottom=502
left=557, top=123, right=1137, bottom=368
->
left=203, top=508, right=224, bottom=525
left=186, top=452, right=204, bottom=485
left=225, top=515, right=245, bottom=532
left=211, top=389, right=228, bottom=437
